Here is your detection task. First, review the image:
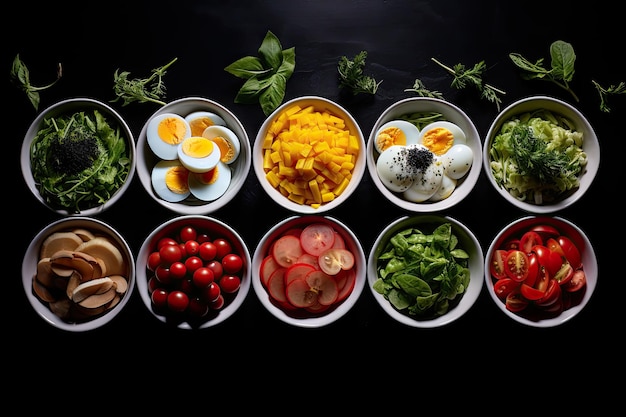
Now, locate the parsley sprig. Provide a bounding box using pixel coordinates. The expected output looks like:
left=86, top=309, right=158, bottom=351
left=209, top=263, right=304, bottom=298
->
left=431, top=57, right=505, bottom=111
left=337, top=51, right=382, bottom=95
left=112, top=57, right=177, bottom=106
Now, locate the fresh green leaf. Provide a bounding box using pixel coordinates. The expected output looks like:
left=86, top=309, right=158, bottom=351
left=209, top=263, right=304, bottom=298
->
left=337, top=51, right=382, bottom=95
left=224, top=56, right=269, bottom=79
left=509, top=40, right=579, bottom=102
left=225, top=30, right=295, bottom=116
left=10, top=54, right=62, bottom=111
left=111, top=57, right=177, bottom=106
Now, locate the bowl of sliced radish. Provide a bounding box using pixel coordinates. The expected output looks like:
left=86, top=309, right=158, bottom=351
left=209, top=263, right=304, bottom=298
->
left=252, top=215, right=366, bottom=328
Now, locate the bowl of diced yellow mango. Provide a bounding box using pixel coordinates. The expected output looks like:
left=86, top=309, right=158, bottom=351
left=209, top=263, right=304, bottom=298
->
left=253, top=96, right=366, bottom=214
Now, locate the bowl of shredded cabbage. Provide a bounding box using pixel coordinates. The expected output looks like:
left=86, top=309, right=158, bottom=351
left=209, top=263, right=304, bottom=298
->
left=483, top=96, right=599, bottom=213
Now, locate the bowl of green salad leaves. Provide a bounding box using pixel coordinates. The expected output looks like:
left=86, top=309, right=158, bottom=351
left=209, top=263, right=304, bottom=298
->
left=21, top=98, right=136, bottom=216
left=367, top=214, right=484, bottom=328
left=483, top=95, right=599, bottom=213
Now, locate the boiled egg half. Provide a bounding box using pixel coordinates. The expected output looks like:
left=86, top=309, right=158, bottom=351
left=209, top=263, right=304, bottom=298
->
left=151, top=159, right=191, bottom=202
left=418, top=121, right=466, bottom=155
left=188, top=161, right=232, bottom=201
left=177, top=136, right=221, bottom=173
left=147, top=113, right=191, bottom=160
left=201, top=125, right=241, bottom=165
left=374, top=120, right=420, bottom=153
left=185, top=111, right=227, bottom=137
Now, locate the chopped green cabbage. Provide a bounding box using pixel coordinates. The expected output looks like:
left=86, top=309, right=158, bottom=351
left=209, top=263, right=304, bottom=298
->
left=488, top=109, right=587, bottom=205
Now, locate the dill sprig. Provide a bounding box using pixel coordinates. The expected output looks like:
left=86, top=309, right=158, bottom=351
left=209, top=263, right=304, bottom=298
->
left=338, top=51, right=382, bottom=95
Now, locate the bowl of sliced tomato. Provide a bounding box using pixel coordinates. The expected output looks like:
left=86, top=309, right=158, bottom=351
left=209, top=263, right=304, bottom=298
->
left=485, top=215, right=597, bottom=327
left=251, top=215, right=366, bottom=328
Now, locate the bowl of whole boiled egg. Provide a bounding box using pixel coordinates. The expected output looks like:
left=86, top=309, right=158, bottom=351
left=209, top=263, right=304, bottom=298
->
left=136, top=97, right=251, bottom=215
left=367, top=97, right=481, bottom=212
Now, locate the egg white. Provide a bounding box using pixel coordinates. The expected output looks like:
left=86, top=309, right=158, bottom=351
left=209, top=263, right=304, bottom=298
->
left=418, top=121, right=466, bottom=155
left=376, top=145, right=415, bottom=192
left=441, top=143, right=474, bottom=180
left=151, top=159, right=191, bottom=202
left=146, top=113, right=191, bottom=160
left=185, top=111, right=227, bottom=137
left=188, top=161, right=232, bottom=201
left=402, top=158, right=445, bottom=202
left=202, top=125, right=241, bottom=165
left=374, top=120, right=420, bottom=153
left=428, top=175, right=457, bottom=202
left=177, top=136, right=222, bottom=173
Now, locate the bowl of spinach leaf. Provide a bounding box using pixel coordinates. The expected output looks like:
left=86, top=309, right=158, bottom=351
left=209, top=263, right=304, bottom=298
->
left=483, top=95, right=600, bottom=213
left=368, top=215, right=484, bottom=328
left=21, top=98, right=136, bottom=216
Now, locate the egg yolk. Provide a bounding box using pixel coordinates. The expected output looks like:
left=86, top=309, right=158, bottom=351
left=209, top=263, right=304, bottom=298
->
left=211, top=136, right=236, bottom=163
left=181, top=137, right=215, bottom=158
left=189, top=117, right=216, bottom=137
left=157, top=117, right=188, bottom=145
left=197, top=166, right=220, bottom=185
left=376, top=127, right=407, bottom=152
left=165, top=166, right=190, bottom=194
left=421, top=127, right=454, bottom=155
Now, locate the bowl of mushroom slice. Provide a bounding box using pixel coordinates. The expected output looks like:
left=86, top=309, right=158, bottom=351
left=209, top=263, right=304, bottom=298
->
left=22, top=216, right=135, bottom=331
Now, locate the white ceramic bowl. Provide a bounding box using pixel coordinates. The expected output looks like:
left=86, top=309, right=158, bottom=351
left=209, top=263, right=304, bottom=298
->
left=484, top=215, right=597, bottom=327
left=253, top=96, right=366, bottom=214
left=136, top=97, right=251, bottom=215
left=22, top=216, right=136, bottom=331
left=135, top=215, right=251, bottom=329
left=367, top=97, right=481, bottom=212
left=368, top=215, right=483, bottom=328
left=21, top=98, right=136, bottom=216
left=252, top=215, right=366, bottom=328
left=483, top=96, right=600, bottom=213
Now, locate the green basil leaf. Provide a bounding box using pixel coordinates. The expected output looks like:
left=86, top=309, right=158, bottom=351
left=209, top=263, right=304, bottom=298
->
left=260, top=73, right=287, bottom=116
left=224, top=56, right=268, bottom=79
left=258, top=30, right=283, bottom=71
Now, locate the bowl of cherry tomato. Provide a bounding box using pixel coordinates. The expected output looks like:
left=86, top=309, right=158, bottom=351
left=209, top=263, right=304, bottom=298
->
left=485, top=215, right=597, bottom=327
left=251, top=215, right=366, bottom=328
left=135, top=215, right=251, bottom=329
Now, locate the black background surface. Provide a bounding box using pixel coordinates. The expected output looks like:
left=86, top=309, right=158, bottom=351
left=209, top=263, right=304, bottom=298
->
left=5, top=0, right=622, bottom=394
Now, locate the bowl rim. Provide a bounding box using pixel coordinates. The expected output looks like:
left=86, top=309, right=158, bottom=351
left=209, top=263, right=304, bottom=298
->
left=251, top=215, right=367, bottom=328
left=252, top=95, right=366, bottom=214
left=21, top=216, right=136, bottom=332
left=483, top=215, right=598, bottom=327
left=135, top=214, right=252, bottom=330
left=367, top=214, right=484, bottom=328
left=135, top=96, right=251, bottom=215
left=482, top=95, right=600, bottom=214
left=366, top=97, right=482, bottom=212
left=20, top=97, right=137, bottom=216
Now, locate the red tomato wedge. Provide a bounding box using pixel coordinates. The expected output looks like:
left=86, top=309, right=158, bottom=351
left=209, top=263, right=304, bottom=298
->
left=490, top=249, right=509, bottom=279
left=300, top=223, right=336, bottom=256
left=271, top=235, right=304, bottom=268
left=504, top=250, right=530, bottom=282
left=318, top=248, right=355, bottom=275
left=530, top=224, right=560, bottom=240
left=520, top=231, right=543, bottom=254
